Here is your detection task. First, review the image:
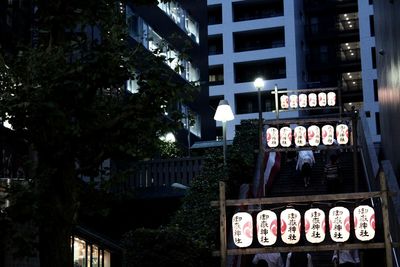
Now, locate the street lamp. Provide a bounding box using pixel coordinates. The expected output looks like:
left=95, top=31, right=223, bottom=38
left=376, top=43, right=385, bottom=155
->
left=214, top=99, right=234, bottom=267
left=214, top=99, right=234, bottom=166
left=254, top=77, right=264, bottom=154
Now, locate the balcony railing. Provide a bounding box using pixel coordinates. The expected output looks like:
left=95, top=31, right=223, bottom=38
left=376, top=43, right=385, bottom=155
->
left=307, top=19, right=359, bottom=36
left=113, top=157, right=204, bottom=194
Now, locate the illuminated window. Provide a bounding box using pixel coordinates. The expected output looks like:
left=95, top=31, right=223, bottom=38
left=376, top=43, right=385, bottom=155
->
left=73, top=237, right=111, bottom=267
left=73, top=237, right=87, bottom=267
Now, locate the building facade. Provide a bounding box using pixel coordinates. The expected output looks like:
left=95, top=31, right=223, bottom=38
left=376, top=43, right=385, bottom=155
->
left=207, top=0, right=380, bottom=144
left=127, top=0, right=213, bottom=150
left=373, top=0, right=400, bottom=178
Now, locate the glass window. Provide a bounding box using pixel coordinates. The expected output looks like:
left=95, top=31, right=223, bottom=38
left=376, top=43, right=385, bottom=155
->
left=92, top=245, right=99, bottom=267
left=73, top=237, right=87, bottom=267
left=87, top=245, right=91, bottom=267
left=103, top=250, right=111, bottom=267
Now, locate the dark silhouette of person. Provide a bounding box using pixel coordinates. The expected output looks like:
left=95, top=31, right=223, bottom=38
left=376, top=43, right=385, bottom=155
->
left=324, top=154, right=342, bottom=194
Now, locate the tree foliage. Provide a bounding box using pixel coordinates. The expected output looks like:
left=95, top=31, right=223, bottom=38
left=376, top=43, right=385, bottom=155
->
left=0, top=0, right=195, bottom=266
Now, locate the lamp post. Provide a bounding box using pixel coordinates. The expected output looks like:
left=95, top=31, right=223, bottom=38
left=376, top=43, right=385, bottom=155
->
left=254, top=78, right=264, bottom=155
left=214, top=99, right=234, bottom=166
left=214, top=99, right=234, bottom=267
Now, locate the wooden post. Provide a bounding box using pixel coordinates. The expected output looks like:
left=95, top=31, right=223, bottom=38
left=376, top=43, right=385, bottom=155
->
left=380, top=171, right=393, bottom=267
left=219, top=181, right=227, bottom=267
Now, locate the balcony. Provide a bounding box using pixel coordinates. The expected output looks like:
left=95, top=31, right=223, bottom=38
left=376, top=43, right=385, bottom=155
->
left=306, top=19, right=359, bottom=39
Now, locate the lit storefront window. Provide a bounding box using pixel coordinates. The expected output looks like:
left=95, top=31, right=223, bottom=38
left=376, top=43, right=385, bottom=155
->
left=73, top=237, right=111, bottom=267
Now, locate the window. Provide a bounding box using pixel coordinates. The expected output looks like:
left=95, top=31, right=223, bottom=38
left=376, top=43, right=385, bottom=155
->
left=233, top=27, right=284, bottom=52
left=369, top=15, right=375, bottom=36
left=373, top=79, right=378, bottom=101
left=375, top=112, right=381, bottom=135
left=232, top=0, right=284, bottom=22
left=208, top=34, right=223, bottom=55
left=371, top=47, right=377, bottom=69
left=209, top=65, right=224, bottom=85
left=73, top=237, right=86, bottom=267
left=208, top=4, right=222, bottom=25
left=235, top=91, right=276, bottom=114
left=72, top=237, right=111, bottom=267
left=234, top=58, right=286, bottom=83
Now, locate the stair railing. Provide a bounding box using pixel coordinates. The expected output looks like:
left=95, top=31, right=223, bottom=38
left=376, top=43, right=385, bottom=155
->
left=358, top=110, right=400, bottom=267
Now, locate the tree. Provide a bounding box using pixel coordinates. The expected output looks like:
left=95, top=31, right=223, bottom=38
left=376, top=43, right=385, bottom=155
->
left=0, top=0, right=195, bottom=266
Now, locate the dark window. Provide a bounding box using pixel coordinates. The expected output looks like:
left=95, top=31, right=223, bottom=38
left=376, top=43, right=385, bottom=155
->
left=234, top=58, right=286, bottom=83
left=208, top=34, right=223, bottom=55
left=365, top=111, right=371, bottom=118
left=232, top=0, right=283, bottom=22
left=235, top=91, right=276, bottom=114
left=373, top=79, right=378, bottom=101
left=371, top=47, right=377, bottom=69
left=209, top=65, right=224, bottom=85
left=209, top=95, right=224, bottom=112
left=369, top=0, right=373, bottom=4
left=369, top=15, right=375, bottom=36
left=375, top=112, right=381, bottom=135
left=208, top=4, right=222, bottom=25
left=233, top=27, right=284, bottom=52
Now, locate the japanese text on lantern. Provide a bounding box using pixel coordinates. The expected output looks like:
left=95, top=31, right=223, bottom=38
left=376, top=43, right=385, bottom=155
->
left=329, top=207, right=350, bottom=242
left=305, top=208, right=325, bottom=243
left=354, top=205, right=375, bottom=241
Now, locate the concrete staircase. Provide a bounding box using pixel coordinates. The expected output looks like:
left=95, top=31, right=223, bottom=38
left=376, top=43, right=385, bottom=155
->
left=268, top=150, right=366, bottom=197
left=266, top=150, right=367, bottom=267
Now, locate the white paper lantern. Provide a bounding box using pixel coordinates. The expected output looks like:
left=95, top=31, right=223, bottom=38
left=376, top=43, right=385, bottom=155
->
left=280, top=95, right=289, bottom=109
left=336, top=124, right=349, bottom=145
left=266, top=127, right=279, bottom=148
left=307, top=125, right=321, bottom=147
left=232, top=212, right=253, bottom=248
left=280, top=127, right=292, bottom=147
left=354, top=205, right=375, bottom=241
left=280, top=208, right=301, bottom=244
left=305, top=208, right=326, bottom=243
left=322, top=125, right=335, bottom=145
left=294, top=126, right=307, bottom=147
left=308, top=93, right=317, bottom=107
left=318, top=92, right=327, bottom=107
left=299, top=93, right=308, bottom=108
left=329, top=206, right=350, bottom=242
left=289, top=95, right=298, bottom=109
left=327, top=92, right=336, bottom=106
left=256, top=210, right=278, bottom=246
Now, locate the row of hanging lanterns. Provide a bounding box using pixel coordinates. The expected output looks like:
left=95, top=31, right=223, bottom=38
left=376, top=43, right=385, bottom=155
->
left=280, top=92, right=336, bottom=109
left=266, top=124, right=349, bottom=148
left=232, top=205, right=375, bottom=248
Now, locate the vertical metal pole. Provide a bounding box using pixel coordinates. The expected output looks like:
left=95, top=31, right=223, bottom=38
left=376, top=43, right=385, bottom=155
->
left=257, top=87, right=264, bottom=195
left=352, top=109, right=359, bottom=192
left=219, top=181, right=227, bottom=267
left=223, top=121, right=227, bottom=166
left=274, top=84, right=279, bottom=119
left=258, top=86, right=262, bottom=154
left=380, top=171, right=393, bottom=267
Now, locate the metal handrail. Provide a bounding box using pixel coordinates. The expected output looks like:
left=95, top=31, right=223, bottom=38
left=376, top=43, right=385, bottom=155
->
left=358, top=110, right=400, bottom=267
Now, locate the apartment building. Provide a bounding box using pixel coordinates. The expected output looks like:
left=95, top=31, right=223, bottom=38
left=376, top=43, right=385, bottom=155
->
left=207, top=0, right=380, bottom=144
left=127, top=0, right=213, bottom=149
